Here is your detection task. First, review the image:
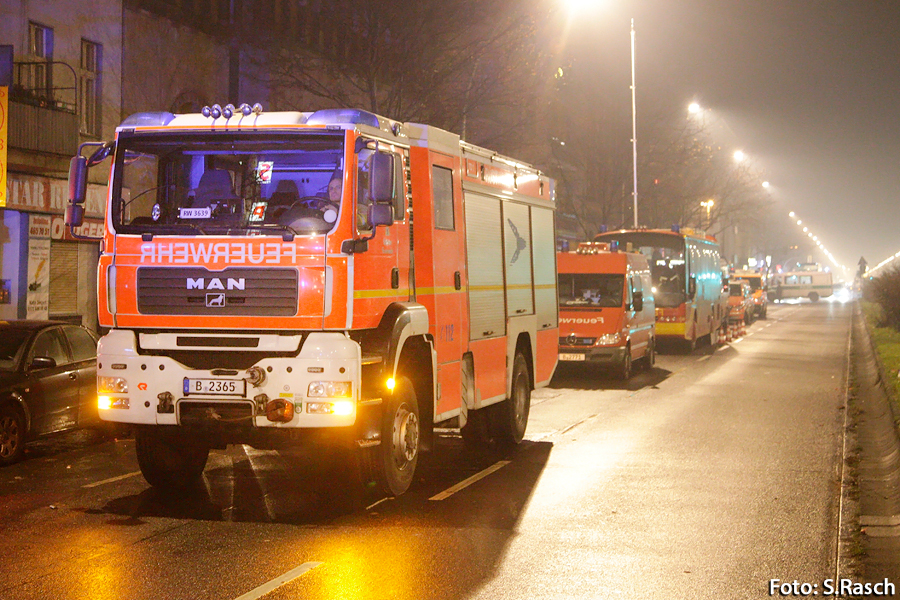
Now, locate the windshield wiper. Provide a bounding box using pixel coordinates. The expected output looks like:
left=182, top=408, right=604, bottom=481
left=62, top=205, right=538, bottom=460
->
left=242, top=223, right=299, bottom=241
left=132, top=221, right=208, bottom=240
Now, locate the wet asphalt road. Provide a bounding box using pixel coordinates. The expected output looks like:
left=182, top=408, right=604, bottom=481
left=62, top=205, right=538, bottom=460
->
left=0, top=300, right=852, bottom=600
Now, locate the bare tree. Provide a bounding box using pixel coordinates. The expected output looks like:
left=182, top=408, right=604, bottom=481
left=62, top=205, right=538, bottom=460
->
left=245, top=0, right=552, bottom=156
left=549, top=63, right=771, bottom=240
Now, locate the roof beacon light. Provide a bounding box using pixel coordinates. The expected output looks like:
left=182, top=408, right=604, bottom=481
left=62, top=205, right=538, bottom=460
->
left=576, top=242, right=610, bottom=254
left=202, top=103, right=261, bottom=119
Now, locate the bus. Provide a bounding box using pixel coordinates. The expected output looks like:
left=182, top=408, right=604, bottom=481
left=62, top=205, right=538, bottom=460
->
left=594, top=227, right=726, bottom=351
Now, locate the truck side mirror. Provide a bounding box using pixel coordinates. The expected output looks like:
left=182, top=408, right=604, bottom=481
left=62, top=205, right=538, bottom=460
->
left=689, top=276, right=697, bottom=299
left=632, top=291, right=643, bottom=312
left=369, top=152, right=396, bottom=203
left=367, top=204, right=393, bottom=228
left=66, top=155, right=88, bottom=228
left=66, top=141, right=114, bottom=232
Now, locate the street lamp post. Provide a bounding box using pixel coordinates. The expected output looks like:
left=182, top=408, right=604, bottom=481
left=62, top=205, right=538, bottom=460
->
left=630, top=18, right=638, bottom=228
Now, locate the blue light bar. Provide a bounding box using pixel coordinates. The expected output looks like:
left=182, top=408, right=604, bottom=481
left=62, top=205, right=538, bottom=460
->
left=306, top=108, right=381, bottom=128
left=120, top=112, right=177, bottom=127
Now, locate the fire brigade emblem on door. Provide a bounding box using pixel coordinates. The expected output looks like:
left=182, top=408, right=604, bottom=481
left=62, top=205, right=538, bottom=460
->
left=206, top=293, right=226, bottom=307
left=507, top=218, right=527, bottom=264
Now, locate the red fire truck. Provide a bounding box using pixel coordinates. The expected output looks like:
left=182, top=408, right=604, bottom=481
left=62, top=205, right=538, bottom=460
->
left=66, top=105, right=558, bottom=496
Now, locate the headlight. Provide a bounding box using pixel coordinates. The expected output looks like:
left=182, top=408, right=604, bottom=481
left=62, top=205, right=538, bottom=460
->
left=98, top=376, right=128, bottom=393
left=307, top=381, right=352, bottom=398
left=596, top=333, right=622, bottom=345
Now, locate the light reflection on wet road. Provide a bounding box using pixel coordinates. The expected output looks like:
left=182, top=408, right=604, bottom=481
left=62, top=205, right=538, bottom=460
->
left=0, top=302, right=850, bottom=599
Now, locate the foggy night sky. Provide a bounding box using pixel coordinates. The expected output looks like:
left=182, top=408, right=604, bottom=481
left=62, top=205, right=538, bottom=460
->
left=562, top=0, right=900, bottom=275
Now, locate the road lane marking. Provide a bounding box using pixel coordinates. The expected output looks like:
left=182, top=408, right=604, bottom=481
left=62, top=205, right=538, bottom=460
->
left=429, top=461, right=511, bottom=501
left=696, top=355, right=711, bottom=362
left=82, top=471, right=141, bottom=488
left=234, top=562, right=322, bottom=600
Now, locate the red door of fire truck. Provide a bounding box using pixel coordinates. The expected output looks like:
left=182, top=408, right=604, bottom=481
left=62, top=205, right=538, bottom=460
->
left=411, top=149, right=467, bottom=420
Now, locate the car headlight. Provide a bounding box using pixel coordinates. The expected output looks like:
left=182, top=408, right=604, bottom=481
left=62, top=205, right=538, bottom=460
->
left=307, top=381, right=352, bottom=398
left=98, top=376, right=128, bottom=393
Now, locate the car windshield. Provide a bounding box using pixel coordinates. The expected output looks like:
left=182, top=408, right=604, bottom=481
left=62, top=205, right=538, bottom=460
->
left=111, top=131, right=346, bottom=236
left=558, top=273, right=624, bottom=308
left=729, top=284, right=744, bottom=297
left=0, top=327, right=32, bottom=371
left=740, top=277, right=761, bottom=291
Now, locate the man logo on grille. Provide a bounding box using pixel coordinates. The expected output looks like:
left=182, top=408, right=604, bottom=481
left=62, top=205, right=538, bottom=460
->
left=206, top=293, right=226, bottom=307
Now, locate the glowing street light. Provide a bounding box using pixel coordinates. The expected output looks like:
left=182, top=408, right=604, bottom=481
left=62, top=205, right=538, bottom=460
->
left=700, top=198, right=715, bottom=229
left=733, top=150, right=745, bottom=162
left=688, top=102, right=702, bottom=114
left=762, top=181, right=770, bottom=189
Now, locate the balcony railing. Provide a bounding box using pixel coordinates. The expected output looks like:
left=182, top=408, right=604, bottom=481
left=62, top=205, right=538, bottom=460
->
left=8, top=61, right=79, bottom=156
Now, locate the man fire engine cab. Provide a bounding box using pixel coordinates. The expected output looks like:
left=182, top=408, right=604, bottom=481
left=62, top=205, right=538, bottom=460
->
left=66, top=104, right=558, bottom=496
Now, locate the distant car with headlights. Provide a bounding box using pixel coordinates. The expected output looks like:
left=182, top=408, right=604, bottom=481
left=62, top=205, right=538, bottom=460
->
left=0, top=320, right=100, bottom=465
left=557, top=243, right=656, bottom=379
left=733, top=270, right=767, bottom=319
left=727, top=280, right=754, bottom=324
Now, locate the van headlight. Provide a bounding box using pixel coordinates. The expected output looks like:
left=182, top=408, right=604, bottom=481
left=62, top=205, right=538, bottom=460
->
left=595, top=333, right=622, bottom=346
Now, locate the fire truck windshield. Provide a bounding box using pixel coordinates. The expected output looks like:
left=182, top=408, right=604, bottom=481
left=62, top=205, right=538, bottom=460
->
left=111, top=132, right=346, bottom=236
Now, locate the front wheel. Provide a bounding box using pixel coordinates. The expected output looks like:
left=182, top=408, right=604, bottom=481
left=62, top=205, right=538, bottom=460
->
left=134, top=427, right=209, bottom=489
left=364, top=376, right=419, bottom=496
left=0, top=405, right=26, bottom=466
left=643, top=338, right=656, bottom=370
left=616, top=345, right=633, bottom=380
left=808, top=292, right=820, bottom=302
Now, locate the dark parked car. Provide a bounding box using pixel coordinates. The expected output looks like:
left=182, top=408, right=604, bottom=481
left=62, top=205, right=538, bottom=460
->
left=0, top=320, right=100, bottom=465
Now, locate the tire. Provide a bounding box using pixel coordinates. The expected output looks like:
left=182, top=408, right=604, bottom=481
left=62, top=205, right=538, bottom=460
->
left=760, top=305, right=768, bottom=320
left=808, top=292, right=819, bottom=302
left=134, top=426, right=209, bottom=489
left=366, top=376, right=419, bottom=496
left=489, top=353, right=531, bottom=446
left=616, top=345, right=633, bottom=380
left=643, top=338, right=656, bottom=370
left=0, top=405, right=26, bottom=466
left=460, top=356, right=489, bottom=451
left=684, top=331, right=697, bottom=354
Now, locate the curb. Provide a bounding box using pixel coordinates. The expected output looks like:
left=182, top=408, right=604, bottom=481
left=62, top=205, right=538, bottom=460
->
left=860, top=305, right=900, bottom=428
